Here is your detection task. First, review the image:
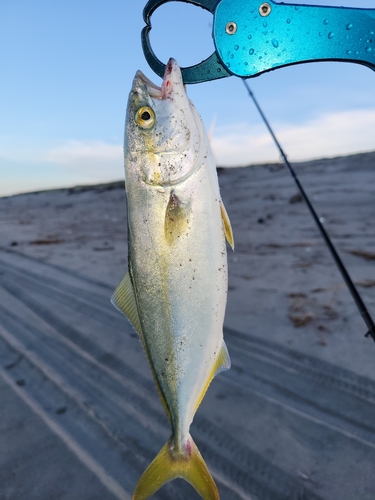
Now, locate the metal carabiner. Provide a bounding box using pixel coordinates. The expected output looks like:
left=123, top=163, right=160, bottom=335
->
left=142, top=0, right=232, bottom=84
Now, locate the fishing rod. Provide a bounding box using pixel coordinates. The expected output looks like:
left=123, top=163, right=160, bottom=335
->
left=242, top=78, right=375, bottom=344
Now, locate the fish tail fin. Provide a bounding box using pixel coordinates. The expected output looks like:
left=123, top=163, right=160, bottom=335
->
left=132, top=435, right=219, bottom=500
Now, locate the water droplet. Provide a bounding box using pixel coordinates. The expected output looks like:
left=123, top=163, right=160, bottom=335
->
left=230, top=54, right=234, bottom=59
left=259, top=56, right=263, bottom=60
left=244, top=61, right=248, bottom=66
left=217, top=68, right=222, bottom=72
left=369, top=31, right=374, bottom=35
left=365, top=47, right=372, bottom=53
left=295, top=6, right=299, bottom=10
left=250, top=8, right=254, bottom=13
left=234, top=45, right=239, bottom=50
left=249, top=48, right=255, bottom=55
left=328, top=32, right=335, bottom=39
left=227, top=63, right=231, bottom=68
left=263, top=21, right=268, bottom=27
left=248, top=34, right=252, bottom=39
left=272, top=39, right=279, bottom=48
left=319, top=32, right=322, bottom=37
left=286, top=18, right=291, bottom=24
left=346, top=49, right=352, bottom=55
left=323, top=19, right=329, bottom=25
left=346, top=23, right=353, bottom=30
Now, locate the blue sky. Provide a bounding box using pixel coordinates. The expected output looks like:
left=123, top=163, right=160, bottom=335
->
left=1, top=0, right=374, bottom=196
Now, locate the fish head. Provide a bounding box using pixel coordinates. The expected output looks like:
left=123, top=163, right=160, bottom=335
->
left=125, top=58, right=204, bottom=187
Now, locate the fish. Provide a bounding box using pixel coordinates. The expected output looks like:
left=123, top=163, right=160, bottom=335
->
left=112, top=58, right=234, bottom=500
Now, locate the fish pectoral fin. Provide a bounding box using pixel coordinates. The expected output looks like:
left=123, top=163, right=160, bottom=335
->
left=132, top=435, right=219, bottom=500
left=164, top=191, right=189, bottom=246
left=111, top=272, right=143, bottom=336
left=219, top=199, right=234, bottom=250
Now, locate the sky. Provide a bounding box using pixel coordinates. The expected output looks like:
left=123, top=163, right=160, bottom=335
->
left=1, top=0, right=375, bottom=196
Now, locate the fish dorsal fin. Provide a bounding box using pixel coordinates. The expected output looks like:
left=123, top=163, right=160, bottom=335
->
left=194, top=340, right=231, bottom=413
left=111, top=272, right=172, bottom=423
left=111, top=272, right=142, bottom=336
left=219, top=199, right=234, bottom=250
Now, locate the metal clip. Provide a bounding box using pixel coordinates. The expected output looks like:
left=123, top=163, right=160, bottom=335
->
left=142, top=0, right=375, bottom=84
left=142, top=0, right=232, bottom=84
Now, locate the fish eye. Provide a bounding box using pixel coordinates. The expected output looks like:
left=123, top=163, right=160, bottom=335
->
left=135, top=106, right=155, bottom=129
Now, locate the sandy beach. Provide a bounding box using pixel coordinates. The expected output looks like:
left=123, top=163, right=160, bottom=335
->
left=1, top=151, right=374, bottom=377
left=0, top=150, right=375, bottom=499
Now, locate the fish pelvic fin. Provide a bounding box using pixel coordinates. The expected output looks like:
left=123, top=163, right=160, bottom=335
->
left=132, top=435, right=219, bottom=500
left=111, top=271, right=172, bottom=423
left=219, top=199, right=234, bottom=250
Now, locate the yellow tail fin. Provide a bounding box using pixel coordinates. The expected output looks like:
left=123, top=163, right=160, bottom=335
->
left=132, top=435, right=219, bottom=500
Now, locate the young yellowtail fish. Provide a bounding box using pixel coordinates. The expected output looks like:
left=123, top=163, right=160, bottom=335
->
left=112, top=58, right=234, bottom=500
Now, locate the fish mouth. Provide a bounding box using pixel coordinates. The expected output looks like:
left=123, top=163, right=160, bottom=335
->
left=135, top=70, right=163, bottom=99
left=135, top=58, right=183, bottom=100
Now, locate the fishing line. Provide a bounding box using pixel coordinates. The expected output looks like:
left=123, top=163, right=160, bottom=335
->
left=242, top=78, right=375, bottom=344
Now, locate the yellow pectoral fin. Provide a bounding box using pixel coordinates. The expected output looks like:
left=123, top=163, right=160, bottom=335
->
left=132, top=435, right=219, bottom=500
left=219, top=200, right=234, bottom=250
left=164, top=191, right=190, bottom=246
left=111, top=272, right=171, bottom=423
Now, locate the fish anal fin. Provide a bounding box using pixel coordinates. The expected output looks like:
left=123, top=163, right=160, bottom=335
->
left=219, top=199, right=234, bottom=250
left=194, top=340, right=231, bottom=413
left=213, top=340, right=231, bottom=377
left=132, top=435, right=219, bottom=500
left=111, top=272, right=171, bottom=423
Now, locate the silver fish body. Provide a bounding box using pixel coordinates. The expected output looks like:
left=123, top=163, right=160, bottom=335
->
left=112, top=59, right=233, bottom=500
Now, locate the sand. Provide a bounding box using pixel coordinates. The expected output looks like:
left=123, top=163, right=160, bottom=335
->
left=1, top=150, right=375, bottom=500
left=1, top=151, right=374, bottom=380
